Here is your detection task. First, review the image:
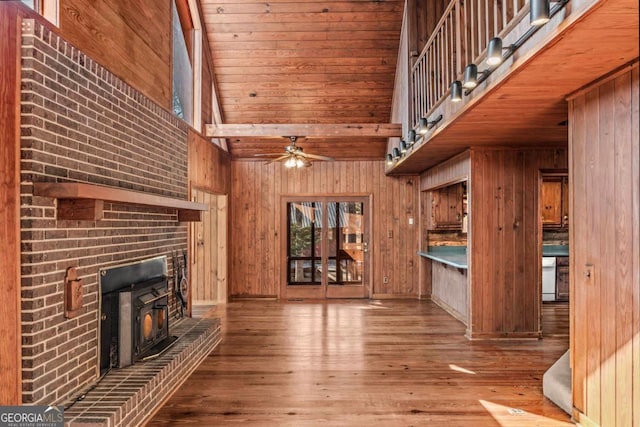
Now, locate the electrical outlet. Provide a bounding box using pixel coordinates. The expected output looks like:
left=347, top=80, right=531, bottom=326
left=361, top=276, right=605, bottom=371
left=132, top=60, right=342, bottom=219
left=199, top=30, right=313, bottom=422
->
left=383, top=276, right=389, bottom=284
left=408, top=217, right=414, bottom=225
left=387, top=230, right=393, bottom=238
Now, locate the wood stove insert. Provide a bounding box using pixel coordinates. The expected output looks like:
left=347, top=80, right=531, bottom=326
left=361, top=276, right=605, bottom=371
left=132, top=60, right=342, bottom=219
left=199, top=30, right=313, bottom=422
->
left=99, top=256, right=178, bottom=375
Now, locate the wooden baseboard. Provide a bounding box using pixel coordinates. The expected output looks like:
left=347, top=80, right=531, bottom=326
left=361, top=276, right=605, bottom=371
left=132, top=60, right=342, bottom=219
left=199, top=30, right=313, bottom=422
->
left=465, top=330, right=542, bottom=340
left=192, top=300, right=217, bottom=305
left=430, top=295, right=468, bottom=326
left=371, top=293, right=419, bottom=299
left=229, top=295, right=278, bottom=300
left=573, top=408, right=599, bottom=427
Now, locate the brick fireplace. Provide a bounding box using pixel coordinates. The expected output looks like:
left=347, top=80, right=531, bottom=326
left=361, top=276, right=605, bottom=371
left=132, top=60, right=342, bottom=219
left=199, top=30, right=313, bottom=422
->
left=18, top=17, right=220, bottom=423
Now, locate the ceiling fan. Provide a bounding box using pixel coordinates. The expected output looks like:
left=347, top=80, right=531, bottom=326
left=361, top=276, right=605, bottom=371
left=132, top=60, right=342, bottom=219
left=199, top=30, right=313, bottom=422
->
left=256, top=136, right=334, bottom=168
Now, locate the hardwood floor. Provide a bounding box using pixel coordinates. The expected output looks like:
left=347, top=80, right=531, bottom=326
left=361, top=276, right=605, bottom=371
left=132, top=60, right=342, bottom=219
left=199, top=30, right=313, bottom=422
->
left=148, top=300, right=571, bottom=426
left=541, top=302, right=569, bottom=338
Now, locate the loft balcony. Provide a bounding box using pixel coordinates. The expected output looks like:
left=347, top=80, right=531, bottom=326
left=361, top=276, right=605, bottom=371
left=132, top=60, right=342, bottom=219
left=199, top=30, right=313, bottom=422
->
left=386, top=0, right=639, bottom=175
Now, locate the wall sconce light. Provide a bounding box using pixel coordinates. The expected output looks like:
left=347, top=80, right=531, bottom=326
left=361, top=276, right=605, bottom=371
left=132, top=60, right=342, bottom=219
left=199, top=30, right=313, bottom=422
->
left=400, top=139, right=408, bottom=153
left=418, top=115, right=444, bottom=134
left=392, top=147, right=401, bottom=160
left=530, top=0, right=550, bottom=26
left=486, top=37, right=506, bottom=65
left=486, top=37, right=516, bottom=66
left=386, top=153, right=393, bottom=165
left=460, top=0, right=569, bottom=97
left=450, top=80, right=462, bottom=102
left=463, top=64, right=489, bottom=89
left=418, top=118, right=429, bottom=135
left=407, top=130, right=416, bottom=146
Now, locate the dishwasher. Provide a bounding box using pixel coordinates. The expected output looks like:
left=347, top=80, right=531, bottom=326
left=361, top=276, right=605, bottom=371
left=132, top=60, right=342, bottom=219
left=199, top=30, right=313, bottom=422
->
left=542, top=257, right=557, bottom=301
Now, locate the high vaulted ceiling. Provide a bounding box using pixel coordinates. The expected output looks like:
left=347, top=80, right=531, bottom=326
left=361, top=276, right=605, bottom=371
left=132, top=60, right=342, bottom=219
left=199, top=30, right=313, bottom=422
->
left=201, top=0, right=404, bottom=160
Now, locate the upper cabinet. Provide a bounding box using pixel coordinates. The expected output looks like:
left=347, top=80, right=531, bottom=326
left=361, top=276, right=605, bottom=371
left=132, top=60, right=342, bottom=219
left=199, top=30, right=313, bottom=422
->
left=541, top=176, right=569, bottom=229
left=429, top=182, right=467, bottom=230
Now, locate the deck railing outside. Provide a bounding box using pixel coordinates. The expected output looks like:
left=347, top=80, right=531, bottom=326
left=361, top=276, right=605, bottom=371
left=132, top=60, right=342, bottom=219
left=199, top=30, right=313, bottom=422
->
left=411, top=0, right=529, bottom=128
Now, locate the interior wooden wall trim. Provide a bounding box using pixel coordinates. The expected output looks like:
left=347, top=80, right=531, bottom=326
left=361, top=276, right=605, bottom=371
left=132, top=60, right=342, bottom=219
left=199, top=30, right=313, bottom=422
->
left=569, top=62, right=639, bottom=426
left=0, top=1, right=41, bottom=405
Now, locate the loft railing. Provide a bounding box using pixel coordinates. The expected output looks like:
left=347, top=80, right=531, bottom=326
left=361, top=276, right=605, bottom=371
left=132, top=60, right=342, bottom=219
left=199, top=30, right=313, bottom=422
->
left=411, top=0, right=529, bottom=128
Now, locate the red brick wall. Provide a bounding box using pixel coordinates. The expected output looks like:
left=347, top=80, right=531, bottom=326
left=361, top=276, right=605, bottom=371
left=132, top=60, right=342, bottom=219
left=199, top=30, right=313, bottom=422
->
left=19, top=19, right=189, bottom=404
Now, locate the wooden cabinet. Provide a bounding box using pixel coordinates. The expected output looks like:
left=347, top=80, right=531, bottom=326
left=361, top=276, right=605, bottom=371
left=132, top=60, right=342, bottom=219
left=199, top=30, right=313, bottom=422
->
left=431, top=183, right=464, bottom=230
left=541, top=176, right=569, bottom=229
left=556, top=256, right=569, bottom=301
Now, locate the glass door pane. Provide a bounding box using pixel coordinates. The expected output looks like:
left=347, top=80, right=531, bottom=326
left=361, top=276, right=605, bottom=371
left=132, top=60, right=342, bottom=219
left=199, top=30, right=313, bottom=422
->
left=287, top=202, right=322, bottom=285
left=326, top=198, right=368, bottom=298
left=333, top=202, right=364, bottom=285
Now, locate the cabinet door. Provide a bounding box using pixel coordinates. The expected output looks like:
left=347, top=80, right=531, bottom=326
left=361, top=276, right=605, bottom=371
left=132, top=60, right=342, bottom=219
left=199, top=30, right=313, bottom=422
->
left=541, top=179, right=563, bottom=227
left=556, top=257, right=569, bottom=301
left=432, top=185, right=462, bottom=229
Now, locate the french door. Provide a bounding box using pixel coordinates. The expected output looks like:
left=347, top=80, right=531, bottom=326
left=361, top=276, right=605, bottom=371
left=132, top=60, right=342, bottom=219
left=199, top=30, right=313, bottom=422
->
left=283, top=196, right=370, bottom=299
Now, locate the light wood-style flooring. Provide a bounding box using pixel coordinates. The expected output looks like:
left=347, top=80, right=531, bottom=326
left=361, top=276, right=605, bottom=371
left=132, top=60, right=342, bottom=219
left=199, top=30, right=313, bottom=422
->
left=148, top=300, right=571, bottom=426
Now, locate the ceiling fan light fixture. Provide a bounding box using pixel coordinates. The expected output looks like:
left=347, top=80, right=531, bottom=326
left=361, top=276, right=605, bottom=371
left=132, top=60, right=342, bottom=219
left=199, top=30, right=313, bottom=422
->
left=284, top=157, right=297, bottom=168
left=260, top=135, right=334, bottom=168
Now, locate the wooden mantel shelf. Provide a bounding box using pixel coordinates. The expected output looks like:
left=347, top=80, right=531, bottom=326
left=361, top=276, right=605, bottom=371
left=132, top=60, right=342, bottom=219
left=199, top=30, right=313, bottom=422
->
left=33, top=182, right=207, bottom=222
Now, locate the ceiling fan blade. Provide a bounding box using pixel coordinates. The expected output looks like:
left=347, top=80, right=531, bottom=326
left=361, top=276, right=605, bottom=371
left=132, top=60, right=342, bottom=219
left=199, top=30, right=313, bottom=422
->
left=254, top=153, right=285, bottom=157
left=264, top=154, right=291, bottom=164
left=301, top=153, right=335, bottom=161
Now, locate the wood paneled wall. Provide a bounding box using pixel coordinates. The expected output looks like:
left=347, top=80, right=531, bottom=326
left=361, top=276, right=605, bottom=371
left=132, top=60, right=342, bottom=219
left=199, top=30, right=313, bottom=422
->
left=431, top=264, right=468, bottom=325
left=187, top=131, right=230, bottom=308
left=420, top=151, right=470, bottom=190
left=569, top=62, right=639, bottom=426
left=413, top=0, right=449, bottom=53
left=57, top=0, right=172, bottom=108
left=191, top=190, right=228, bottom=305
left=188, top=129, right=231, bottom=195
left=201, top=50, right=214, bottom=133
left=229, top=161, right=420, bottom=298
left=469, top=147, right=568, bottom=339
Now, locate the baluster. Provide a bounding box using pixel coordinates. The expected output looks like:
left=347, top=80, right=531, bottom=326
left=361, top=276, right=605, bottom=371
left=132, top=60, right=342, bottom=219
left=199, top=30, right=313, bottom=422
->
left=421, top=59, right=424, bottom=125
left=429, top=47, right=434, bottom=111
left=444, top=17, right=449, bottom=89
left=455, top=0, right=463, bottom=78
left=470, top=0, right=477, bottom=63
left=450, top=13, right=456, bottom=82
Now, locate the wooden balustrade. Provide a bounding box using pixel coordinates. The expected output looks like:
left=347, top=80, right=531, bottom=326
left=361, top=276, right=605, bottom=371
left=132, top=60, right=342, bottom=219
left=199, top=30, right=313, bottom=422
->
left=411, top=0, right=530, bottom=128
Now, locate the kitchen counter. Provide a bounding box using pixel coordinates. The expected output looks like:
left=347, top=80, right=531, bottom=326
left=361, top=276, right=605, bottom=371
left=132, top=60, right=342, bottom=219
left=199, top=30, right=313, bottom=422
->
left=543, top=245, right=569, bottom=257
left=418, top=246, right=468, bottom=269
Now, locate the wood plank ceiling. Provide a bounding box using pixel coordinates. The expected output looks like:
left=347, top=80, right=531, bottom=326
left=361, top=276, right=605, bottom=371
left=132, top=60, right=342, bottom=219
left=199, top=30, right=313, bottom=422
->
left=201, top=0, right=404, bottom=160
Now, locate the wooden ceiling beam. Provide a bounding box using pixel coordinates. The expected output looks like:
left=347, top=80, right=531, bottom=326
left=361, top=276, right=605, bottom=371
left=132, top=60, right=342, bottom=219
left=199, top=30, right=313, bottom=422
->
left=206, top=123, right=402, bottom=138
